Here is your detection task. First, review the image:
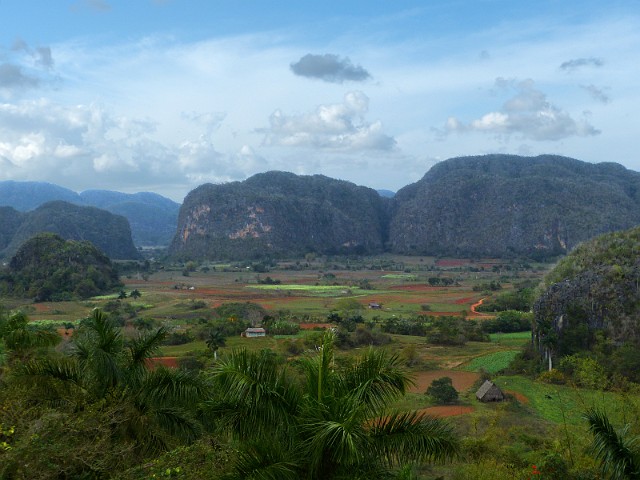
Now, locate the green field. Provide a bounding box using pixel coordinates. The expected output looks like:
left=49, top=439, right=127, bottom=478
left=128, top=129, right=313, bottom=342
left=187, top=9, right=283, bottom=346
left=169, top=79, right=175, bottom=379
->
left=462, top=350, right=520, bottom=374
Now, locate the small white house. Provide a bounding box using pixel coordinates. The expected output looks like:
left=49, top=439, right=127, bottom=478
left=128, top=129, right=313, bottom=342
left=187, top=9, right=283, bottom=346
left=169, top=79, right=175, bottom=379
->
left=244, top=327, right=266, bottom=338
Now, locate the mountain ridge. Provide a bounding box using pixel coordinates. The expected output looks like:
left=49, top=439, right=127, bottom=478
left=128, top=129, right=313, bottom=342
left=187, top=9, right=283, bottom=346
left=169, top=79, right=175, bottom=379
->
left=0, top=181, right=180, bottom=247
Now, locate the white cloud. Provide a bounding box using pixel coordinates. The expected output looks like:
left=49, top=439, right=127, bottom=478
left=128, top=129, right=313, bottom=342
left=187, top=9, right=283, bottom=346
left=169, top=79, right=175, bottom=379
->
left=442, top=79, right=600, bottom=141
left=262, top=91, right=396, bottom=151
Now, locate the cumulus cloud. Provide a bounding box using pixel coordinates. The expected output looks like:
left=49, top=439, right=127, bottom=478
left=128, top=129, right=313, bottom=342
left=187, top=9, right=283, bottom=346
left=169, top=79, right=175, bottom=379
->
left=290, top=53, right=371, bottom=83
left=0, top=99, right=268, bottom=197
left=581, top=84, right=610, bottom=104
left=261, top=91, right=395, bottom=151
left=560, top=57, right=604, bottom=72
left=442, top=79, right=600, bottom=141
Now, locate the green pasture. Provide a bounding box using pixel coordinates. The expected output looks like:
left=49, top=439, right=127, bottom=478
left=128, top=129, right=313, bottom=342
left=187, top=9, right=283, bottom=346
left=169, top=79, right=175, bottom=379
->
left=489, top=331, right=531, bottom=347
left=247, top=284, right=365, bottom=297
left=462, top=350, right=520, bottom=374
left=381, top=274, right=417, bottom=280
left=494, top=376, right=640, bottom=426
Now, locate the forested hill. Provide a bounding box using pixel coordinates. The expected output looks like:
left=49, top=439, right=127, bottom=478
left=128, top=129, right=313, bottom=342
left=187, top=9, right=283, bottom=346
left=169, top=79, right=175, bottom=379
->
left=169, top=171, right=390, bottom=260
left=533, top=225, right=640, bottom=375
left=388, top=154, right=640, bottom=259
left=0, top=201, right=140, bottom=260
left=169, top=155, right=640, bottom=261
left=0, top=181, right=179, bottom=247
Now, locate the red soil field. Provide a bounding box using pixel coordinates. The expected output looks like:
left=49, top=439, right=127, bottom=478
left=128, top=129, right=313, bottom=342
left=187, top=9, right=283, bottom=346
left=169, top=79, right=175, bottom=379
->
left=409, top=370, right=480, bottom=394
left=506, top=391, right=529, bottom=404
left=391, top=285, right=443, bottom=292
left=435, top=259, right=468, bottom=267
left=454, top=296, right=476, bottom=305
left=299, top=323, right=333, bottom=330
left=417, top=405, right=475, bottom=417
left=146, top=357, right=179, bottom=369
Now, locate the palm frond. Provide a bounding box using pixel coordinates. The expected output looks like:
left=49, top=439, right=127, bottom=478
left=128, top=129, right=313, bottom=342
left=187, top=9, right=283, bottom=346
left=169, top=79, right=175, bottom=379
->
left=341, top=348, right=411, bottom=414
left=87, top=308, right=123, bottom=355
left=231, top=438, right=300, bottom=480
left=128, top=326, right=168, bottom=368
left=584, top=408, right=640, bottom=480
left=369, top=411, right=459, bottom=466
left=149, top=405, right=203, bottom=443
left=19, top=357, right=84, bottom=385
left=299, top=414, right=369, bottom=475
left=208, top=349, right=300, bottom=438
left=138, top=367, right=208, bottom=407
left=299, top=330, right=336, bottom=403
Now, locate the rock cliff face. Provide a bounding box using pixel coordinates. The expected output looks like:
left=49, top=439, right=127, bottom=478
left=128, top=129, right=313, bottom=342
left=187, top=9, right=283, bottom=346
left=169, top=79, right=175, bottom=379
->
left=169, top=155, right=640, bottom=261
left=169, top=172, right=388, bottom=260
left=533, top=226, right=640, bottom=367
left=388, top=154, right=640, bottom=259
left=1, top=201, right=140, bottom=260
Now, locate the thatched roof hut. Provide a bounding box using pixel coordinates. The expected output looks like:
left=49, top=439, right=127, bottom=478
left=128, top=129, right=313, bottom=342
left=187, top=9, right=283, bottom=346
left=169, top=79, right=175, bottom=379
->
left=475, top=380, right=505, bottom=402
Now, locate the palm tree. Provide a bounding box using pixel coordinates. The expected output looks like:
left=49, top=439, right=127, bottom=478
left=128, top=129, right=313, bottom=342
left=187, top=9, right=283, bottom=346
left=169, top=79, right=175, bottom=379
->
left=206, top=331, right=459, bottom=479
left=17, top=308, right=208, bottom=453
left=205, top=328, right=226, bottom=360
left=584, top=408, right=640, bottom=479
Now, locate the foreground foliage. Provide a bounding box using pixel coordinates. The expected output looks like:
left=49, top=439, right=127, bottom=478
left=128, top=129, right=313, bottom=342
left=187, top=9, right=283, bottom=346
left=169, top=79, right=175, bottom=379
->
left=0, top=309, right=208, bottom=478
left=206, top=331, right=459, bottom=479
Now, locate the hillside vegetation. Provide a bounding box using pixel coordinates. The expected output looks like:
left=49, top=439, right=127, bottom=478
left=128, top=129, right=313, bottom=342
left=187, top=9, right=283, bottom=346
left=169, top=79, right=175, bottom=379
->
left=169, top=171, right=389, bottom=260
left=0, top=181, right=180, bottom=247
left=170, top=155, right=640, bottom=261
left=0, top=233, right=121, bottom=301
left=0, top=201, right=139, bottom=260
left=533, top=225, right=640, bottom=376
left=389, top=154, right=640, bottom=259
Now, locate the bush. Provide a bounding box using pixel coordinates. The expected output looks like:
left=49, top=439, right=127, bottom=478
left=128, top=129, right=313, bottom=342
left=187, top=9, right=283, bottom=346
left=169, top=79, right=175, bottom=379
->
left=163, top=331, right=194, bottom=346
left=426, top=376, right=458, bottom=404
left=537, top=368, right=566, bottom=385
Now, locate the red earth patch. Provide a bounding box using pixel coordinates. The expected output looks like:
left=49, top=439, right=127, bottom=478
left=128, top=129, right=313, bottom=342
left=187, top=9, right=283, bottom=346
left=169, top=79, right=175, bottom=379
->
left=417, top=405, right=475, bottom=417
left=409, top=370, right=480, bottom=394
left=146, top=357, right=179, bottom=369
left=299, top=323, right=333, bottom=330
left=505, top=390, right=529, bottom=404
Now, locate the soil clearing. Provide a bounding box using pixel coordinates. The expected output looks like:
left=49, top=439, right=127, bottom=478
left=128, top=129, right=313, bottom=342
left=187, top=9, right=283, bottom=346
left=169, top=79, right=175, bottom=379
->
left=417, top=405, right=475, bottom=417
left=147, top=357, right=179, bottom=369
left=409, top=370, right=480, bottom=394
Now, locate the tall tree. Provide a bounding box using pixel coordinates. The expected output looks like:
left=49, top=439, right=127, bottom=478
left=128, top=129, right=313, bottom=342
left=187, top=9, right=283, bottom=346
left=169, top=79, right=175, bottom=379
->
left=206, top=331, right=459, bottom=479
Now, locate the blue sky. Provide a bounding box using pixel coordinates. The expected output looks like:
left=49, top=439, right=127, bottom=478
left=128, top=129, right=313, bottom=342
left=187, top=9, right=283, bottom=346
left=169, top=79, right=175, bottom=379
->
left=0, top=0, right=638, bottom=201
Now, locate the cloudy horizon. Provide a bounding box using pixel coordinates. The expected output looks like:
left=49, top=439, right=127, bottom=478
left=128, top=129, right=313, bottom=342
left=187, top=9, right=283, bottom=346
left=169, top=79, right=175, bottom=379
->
left=0, top=1, right=638, bottom=202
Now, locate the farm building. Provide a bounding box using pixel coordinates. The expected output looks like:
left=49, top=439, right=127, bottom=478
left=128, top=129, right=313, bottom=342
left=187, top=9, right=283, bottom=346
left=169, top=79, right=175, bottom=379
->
left=475, top=380, right=505, bottom=402
left=243, top=327, right=266, bottom=338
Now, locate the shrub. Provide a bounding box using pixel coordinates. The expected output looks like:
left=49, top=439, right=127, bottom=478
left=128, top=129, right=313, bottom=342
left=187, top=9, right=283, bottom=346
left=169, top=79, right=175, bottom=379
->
left=426, top=376, right=458, bottom=404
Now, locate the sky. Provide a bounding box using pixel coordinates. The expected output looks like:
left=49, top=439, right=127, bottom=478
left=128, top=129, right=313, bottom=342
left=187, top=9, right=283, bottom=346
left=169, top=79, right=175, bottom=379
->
left=0, top=0, right=638, bottom=202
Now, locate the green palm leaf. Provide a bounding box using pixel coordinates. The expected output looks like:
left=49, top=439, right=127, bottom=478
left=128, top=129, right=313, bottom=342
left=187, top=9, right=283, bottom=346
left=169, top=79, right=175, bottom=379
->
left=229, top=439, right=300, bottom=480
left=369, top=411, right=459, bottom=466
left=584, top=408, right=640, bottom=480
left=207, top=349, right=300, bottom=439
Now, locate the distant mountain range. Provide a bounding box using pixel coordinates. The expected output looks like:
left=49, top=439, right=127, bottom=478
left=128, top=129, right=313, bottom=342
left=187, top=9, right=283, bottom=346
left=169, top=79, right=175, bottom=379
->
left=170, top=154, right=640, bottom=260
left=3, top=154, right=640, bottom=262
left=0, top=181, right=180, bottom=247
left=0, top=201, right=140, bottom=260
